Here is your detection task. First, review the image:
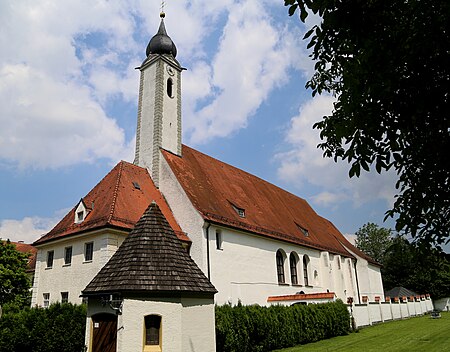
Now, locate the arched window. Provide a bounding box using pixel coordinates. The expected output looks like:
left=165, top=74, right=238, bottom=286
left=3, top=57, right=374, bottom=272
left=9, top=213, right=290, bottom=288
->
left=290, top=253, right=298, bottom=285
left=303, top=255, right=310, bottom=286
left=276, top=250, right=285, bottom=284
left=167, top=78, right=173, bottom=98
left=144, top=315, right=161, bottom=349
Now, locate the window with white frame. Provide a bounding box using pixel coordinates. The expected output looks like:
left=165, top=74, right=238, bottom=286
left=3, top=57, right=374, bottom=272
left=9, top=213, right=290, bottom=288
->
left=290, top=253, right=298, bottom=285
left=46, top=250, right=54, bottom=268
left=64, top=246, right=72, bottom=265
left=231, top=203, right=245, bottom=218
left=303, top=255, right=310, bottom=286
left=276, top=250, right=285, bottom=284
left=43, top=293, right=50, bottom=308
left=84, top=242, right=93, bottom=262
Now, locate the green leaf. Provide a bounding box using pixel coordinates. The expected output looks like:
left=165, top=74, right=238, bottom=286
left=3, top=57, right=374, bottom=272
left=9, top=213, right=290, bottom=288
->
left=300, top=7, right=308, bottom=22
left=349, top=163, right=360, bottom=178
left=288, top=4, right=298, bottom=16
left=303, top=26, right=315, bottom=40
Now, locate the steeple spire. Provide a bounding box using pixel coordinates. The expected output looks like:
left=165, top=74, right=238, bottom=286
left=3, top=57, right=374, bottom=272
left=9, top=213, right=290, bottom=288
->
left=134, top=12, right=183, bottom=187
left=145, top=12, right=177, bottom=58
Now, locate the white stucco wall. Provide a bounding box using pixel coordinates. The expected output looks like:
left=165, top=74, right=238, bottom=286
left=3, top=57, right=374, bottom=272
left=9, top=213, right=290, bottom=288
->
left=368, top=303, right=382, bottom=323
left=159, top=157, right=207, bottom=271
left=353, top=304, right=370, bottom=327
left=159, top=152, right=384, bottom=308
left=380, top=302, right=392, bottom=321
left=85, top=296, right=215, bottom=352
left=32, top=229, right=127, bottom=306
left=207, top=224, right=361, bottom=306
left=414, top=300, right=422, bottom=315
left=160, top=62, right=181, bottom=156
left=135, top=63, right=157, bottom=171
left=391, top=303, right=402, bottom=319
left=181, top=297, right=216, bottom=352
left=400, top=302, right=409, bottom=318
left=119, top=298, right=183, bottom=352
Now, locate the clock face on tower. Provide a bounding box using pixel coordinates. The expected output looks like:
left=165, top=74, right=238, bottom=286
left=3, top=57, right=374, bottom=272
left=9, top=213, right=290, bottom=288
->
left=166, top=65, right=175, bottom=76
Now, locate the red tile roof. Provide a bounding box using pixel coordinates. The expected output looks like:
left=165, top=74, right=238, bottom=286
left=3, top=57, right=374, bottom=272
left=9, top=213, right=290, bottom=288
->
left=162, top=145, right=376, bottom=264
left=267, top=292, right=336, bottom=302
left=34, top=161, right=188, bottom=245
left=11, top=241, right=37, bottom=271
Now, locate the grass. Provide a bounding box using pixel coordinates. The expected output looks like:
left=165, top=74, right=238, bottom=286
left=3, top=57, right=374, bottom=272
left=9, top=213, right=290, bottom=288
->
left=273, top=312, right=450, bottom=352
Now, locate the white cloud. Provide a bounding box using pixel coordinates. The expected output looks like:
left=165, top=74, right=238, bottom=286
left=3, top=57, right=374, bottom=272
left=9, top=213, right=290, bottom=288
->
left=0, top=216, right=58, bottom=244
left=183, top=0, right=306, bottom=144
left=0, top=0, right=310, bottom=169
left=0, top=1, right=147, bottom=169
left=0, top=64, right=128, bottom=168
left=276, top=95, right=397, bottom=209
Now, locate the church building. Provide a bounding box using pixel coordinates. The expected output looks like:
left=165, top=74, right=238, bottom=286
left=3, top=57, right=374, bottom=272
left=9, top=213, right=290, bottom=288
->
left=32, top=12, right=384, bottom=311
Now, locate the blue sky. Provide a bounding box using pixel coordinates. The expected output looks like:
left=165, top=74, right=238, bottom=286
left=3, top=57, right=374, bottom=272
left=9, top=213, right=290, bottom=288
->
left=0, top=0, right=401, bottom=246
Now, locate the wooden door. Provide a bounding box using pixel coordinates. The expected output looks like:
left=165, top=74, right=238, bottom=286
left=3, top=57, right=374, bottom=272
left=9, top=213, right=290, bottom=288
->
left=92, top=313, right=117, bottom=352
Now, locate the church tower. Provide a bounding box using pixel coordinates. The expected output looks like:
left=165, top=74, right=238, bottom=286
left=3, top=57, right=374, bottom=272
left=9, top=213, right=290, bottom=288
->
left=134, top=12, right=182, bottom=187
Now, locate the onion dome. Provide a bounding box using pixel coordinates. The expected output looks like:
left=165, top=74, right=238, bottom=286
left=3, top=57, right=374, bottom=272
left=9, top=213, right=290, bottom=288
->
left=146, top=12, right=177, bottom=58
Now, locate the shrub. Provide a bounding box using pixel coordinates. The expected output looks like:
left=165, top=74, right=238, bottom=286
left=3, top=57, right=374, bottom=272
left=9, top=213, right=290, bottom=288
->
left=216, top=300, right=350, bottom=352
left=0, top=303, right=86, bottom=352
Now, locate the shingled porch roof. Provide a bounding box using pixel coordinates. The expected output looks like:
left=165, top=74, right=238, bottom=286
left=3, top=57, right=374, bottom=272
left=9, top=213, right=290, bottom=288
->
left=82, top=202, right=217, bottom=296
left=162, top=145, right=377, bottom=265
left=34, top=161, right=189, bottom=245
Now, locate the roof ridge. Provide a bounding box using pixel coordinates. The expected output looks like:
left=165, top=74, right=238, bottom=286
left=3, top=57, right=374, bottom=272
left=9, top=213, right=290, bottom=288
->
left=178, top=145, right=309, bottom=203
left=108, top=161, right=125, bottom=223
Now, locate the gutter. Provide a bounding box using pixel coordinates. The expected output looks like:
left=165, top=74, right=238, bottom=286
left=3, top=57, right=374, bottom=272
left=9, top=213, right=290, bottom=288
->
left=354, top=259, right=361, bottom=304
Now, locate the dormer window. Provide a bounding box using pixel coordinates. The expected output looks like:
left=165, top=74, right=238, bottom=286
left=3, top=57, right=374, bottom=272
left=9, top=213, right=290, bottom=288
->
left=74, top=199, right=88, bottom=224
left=231, top=204, right=245, bottom=218
left=295, top=222, right=309, bottom=237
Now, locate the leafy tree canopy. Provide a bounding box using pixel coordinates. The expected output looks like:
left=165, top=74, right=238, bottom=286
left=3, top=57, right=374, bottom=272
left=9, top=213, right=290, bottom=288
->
left=382, top=237, right=450, bottom=299
left=0, top=239, right=31, bottom=310
left=355, top=223, right=392, bottom=264
left=284, top=0, right=450, bottom=246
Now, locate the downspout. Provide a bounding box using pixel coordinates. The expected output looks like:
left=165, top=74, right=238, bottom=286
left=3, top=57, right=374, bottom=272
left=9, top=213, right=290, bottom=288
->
left=205, top=222, right=211, bottom=280
left=354, top=259, right=361, bottom=304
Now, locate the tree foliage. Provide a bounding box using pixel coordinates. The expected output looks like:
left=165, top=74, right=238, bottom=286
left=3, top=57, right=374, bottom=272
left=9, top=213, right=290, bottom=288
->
left=0, top=303, right=87, bottom=352
left=355, top=223, right=392, bottom=264
left=215, top=301, right=350, bottom=352
left=382, top=237, right=450, bottom=299
left=0, top=240, right=31, bottom=310
left=284, top=0, right=450, bottom=246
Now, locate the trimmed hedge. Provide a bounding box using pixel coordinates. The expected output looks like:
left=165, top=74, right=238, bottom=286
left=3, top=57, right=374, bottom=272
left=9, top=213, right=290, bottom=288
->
left=216, top=300, right=350, bottom=352
left=0, top=303, right=86, bottom=352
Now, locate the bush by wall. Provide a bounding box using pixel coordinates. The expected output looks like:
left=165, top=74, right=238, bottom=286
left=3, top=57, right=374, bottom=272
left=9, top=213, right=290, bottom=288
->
left=0, top=303, right=86, bottom=352
left=216, top=300, right=350, bottom=352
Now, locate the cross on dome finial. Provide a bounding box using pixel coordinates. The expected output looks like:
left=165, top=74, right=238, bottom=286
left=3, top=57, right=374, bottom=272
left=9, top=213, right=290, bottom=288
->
left=160, top=0, right=166, bottom=18
left=145, top=5, right=177, bottom=58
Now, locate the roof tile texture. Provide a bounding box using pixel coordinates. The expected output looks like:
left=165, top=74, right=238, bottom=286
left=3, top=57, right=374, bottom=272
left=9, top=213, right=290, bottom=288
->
left=162, top=145, right=375, bottom=262
left=9, top=241, right=37, bottom=271
left=267, top=292, right=335, bottom=302
left=82, top=202, right=216, bottom=295
left=34, top=161, right=188, bottom=245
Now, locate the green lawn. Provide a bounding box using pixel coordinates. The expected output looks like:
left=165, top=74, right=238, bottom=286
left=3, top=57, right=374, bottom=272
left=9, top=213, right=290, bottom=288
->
left=274, top=312, right=450, bottom=352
